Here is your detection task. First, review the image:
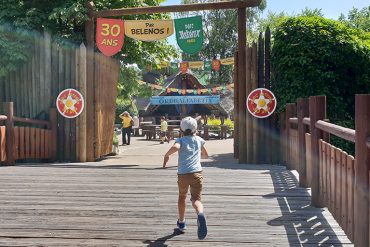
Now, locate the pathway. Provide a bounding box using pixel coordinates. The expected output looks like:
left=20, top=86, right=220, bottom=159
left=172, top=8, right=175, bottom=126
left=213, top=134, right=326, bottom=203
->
left=0, top=137, right=352, bottom=246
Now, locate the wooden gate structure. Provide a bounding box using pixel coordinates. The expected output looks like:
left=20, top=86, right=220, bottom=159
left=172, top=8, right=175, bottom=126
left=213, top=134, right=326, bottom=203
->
left=85, top=0, right=266, bottom=163
left=0, top=32, right=120, bottom=163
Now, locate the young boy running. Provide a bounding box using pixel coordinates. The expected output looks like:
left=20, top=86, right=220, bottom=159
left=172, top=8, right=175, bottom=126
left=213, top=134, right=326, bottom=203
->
left=163, top=116, right=209, bottom=240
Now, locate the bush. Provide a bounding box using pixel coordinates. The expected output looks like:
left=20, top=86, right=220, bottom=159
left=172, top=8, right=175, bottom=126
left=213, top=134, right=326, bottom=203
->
left=272, top=16, right=370, bottom=154
left=272, top=16, right=370, bottom=117
left=207, top=118, right=234, bottom=133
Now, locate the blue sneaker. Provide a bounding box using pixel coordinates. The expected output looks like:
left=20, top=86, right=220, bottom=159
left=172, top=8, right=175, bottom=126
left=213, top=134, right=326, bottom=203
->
left=197, top=213, right=207, bottom=240
left=177, top=220, right=186, bottom=232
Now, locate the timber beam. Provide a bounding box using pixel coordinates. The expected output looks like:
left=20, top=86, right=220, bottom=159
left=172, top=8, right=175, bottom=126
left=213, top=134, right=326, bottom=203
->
left=91, top=0, right=262, bottom=17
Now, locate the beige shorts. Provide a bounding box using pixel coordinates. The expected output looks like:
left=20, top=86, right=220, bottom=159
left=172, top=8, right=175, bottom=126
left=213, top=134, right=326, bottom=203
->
left=177, top=172, right=203, bottom=201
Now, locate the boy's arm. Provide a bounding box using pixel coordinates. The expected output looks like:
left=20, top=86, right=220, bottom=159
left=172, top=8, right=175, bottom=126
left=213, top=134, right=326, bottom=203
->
left=163, top=143, right=180, bottom=167
left=201, top=145, right=209, bottom=159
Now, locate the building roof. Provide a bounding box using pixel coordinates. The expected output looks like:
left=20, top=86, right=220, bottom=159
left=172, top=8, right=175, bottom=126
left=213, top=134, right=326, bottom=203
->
left=143, top=70, right=229, bottom=116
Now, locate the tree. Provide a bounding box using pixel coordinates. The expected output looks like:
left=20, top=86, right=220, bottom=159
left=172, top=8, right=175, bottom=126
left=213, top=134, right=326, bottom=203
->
left=0, top=0, right=177, bottom=75
left=272, top=16, right=370, bottom=152
left=175, top=0, right=266, bottom=86
left=339, top=7, right=370, bottom=32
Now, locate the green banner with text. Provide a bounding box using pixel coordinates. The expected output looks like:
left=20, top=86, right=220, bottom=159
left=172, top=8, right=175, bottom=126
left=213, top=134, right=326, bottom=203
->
left=175, top=16, right=203, bottom=55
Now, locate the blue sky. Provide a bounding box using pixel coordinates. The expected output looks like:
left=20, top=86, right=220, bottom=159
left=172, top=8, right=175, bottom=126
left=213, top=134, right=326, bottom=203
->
left=163, top=0, right=369, bottom=19
left=163, top=0, right=369, bottom=47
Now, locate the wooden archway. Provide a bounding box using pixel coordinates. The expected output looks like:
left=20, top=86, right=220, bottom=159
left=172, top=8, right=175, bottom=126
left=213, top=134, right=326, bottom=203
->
left=84, top=0, right=262, bottom=161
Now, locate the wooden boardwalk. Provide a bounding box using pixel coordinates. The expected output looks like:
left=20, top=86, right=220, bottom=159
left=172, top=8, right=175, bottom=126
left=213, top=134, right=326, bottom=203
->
left=0, top=138, right=352, bottom=246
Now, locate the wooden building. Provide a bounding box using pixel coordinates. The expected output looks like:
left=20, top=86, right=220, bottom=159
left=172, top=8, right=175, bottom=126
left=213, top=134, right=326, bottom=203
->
left=143, top=71, right=228, bottom=118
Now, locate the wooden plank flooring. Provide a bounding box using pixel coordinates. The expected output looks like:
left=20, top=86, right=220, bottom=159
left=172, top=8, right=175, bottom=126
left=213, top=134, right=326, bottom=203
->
left=0, top=138, right=352, bottom=246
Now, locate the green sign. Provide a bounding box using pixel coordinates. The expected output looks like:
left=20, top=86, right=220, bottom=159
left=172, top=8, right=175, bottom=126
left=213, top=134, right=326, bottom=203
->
left=170, top=62, right=179, bottom=70
left=175, top=16, right=203, bottom=54
left=204, top=61, right=212, bottom=72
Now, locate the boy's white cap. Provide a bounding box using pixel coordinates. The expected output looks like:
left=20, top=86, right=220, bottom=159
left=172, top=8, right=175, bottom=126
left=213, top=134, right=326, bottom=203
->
left=180, top=117, right=197, bottom=133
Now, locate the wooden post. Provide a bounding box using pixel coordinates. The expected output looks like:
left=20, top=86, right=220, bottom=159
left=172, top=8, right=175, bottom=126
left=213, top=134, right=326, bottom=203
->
left=257, top=32, right=265, bottom=164
left=85, top=1, right=95, bottom=161
left=4, top=102, right=15, bottom=165
left=309, top=95, right=326, bottom=208
left=49, top=108, right=58, bottom=162
left=237, top=7, right=247, bottom=164
left=233, top=52, right=239, bottom=159
left=297, top=98, right=309, bottom=187
left=246, top=46, right=252, bottom=163
left=78, top=43, right=87, bottom=162
left=181, top=76, right=187, bottom=116
left=251, top=42, right=258, bottom=164
left=279, top=111, right=286, bottom=166
left=285, top=103, right=296, bottom=170
left=354, top=94, right=370, bottom=247
left=264, top=27, right=272, bottom=164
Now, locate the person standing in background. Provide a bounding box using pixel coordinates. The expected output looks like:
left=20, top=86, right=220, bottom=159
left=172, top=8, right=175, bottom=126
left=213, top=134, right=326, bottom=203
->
left=119, top=111, right=133, bottom=145
left=160, top=116, right=169, bottom=144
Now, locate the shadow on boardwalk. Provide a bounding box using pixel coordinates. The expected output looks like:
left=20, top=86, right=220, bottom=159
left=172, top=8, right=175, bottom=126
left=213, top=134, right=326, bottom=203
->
left=143, top=229, right=184, bottom=247
left=202, top=152, right=350, bottom=246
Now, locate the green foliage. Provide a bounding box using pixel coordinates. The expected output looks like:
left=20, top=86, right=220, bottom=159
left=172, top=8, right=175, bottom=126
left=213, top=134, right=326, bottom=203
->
left=339, top=7, right=370, bottom=32
left=272, top=16, right=370, bottom=154
left=207, top=118, right=234, bottom=133
left=0, top=24, right=31, bottom=76
left=0, top=0, right=177, bottom=76
left=115, top=99, right=138, bottom=124
left=179, top=0, right=266, bottom=85
left=117, top=65, right=152, bottom=99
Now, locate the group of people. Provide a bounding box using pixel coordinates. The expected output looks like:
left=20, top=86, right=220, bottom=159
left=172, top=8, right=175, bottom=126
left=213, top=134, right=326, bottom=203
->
left=119, top=112, right=209, bottom=240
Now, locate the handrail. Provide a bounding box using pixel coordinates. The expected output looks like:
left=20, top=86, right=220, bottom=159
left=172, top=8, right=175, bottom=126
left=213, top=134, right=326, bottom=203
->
left=303, top=117, right=310, bottom=125
left=13, top=116, right=50, bottom=129
left=315, top=120, right=355, bottom=143
left=0, top=115, right=7, bottom=121
left=289, top=117, right=298, bottom=124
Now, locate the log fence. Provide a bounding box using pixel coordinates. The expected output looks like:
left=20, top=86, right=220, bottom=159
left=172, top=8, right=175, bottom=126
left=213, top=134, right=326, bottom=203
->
left=0, top=102, right=57, bottom=165
left=234, top=27, right=279, bottom=165
left=281, top=94, right=370, bottom=246
left=0, top=32, right=120, bottom=162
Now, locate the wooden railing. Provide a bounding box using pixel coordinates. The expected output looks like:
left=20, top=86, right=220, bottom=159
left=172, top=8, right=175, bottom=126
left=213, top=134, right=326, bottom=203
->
left=0, top=102, right=57, bottom=165
left=280, top=94, right=370, bottom=246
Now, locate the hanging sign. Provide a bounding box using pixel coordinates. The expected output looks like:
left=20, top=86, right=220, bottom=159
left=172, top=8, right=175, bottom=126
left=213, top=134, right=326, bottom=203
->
left=180, top=62, right=189, bottom=73
left=220, top=57, right=234, bottom=65
left=96, top=18, right=124, bottom=57
left=170, top=62, right=179, bottom=70
left=204, top=61, right=212, bottom=71
left=175, top=16, right=203, bottom=54
left=247, top=88, right=277, bottom=118
left=56, top=89, right=85, bottom=118
left=212, top=59, right=221, bottom=71
left=124, top=20, right=174, bottom=41
left=189, top=61, right=204, bottom=69
left=150, top=95, right=220, bottom=105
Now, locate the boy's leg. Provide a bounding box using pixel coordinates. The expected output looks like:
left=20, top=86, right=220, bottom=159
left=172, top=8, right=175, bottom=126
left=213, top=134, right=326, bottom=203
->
left=177, top=174, right=190, bottom=230
left=192, top=200, right=204, bottom=214
left=178, top=195, right=186, bottom=222
left=190, top=172, right=207, bottom=240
